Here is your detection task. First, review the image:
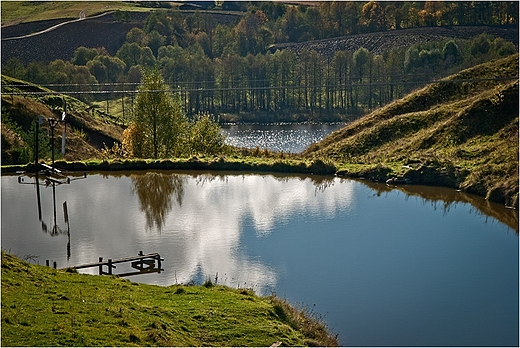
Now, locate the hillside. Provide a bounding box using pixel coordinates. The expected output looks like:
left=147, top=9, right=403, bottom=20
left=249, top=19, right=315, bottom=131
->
left=2, top=13, right=518, bottom=65
left=1, top=11, right=149, bottom=65
left=303, top=54, right=519, bottom=208
left=1, top=75, right=124, bottom=163
left=269, top=25, right=519, bottom=58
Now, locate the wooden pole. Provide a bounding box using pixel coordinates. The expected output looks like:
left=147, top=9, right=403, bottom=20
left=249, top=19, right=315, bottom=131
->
left=50, top=119, right=55, bottom=172
left=98, top=257, right=103, bottom=275
left=34, top=118, right=39, bottom=167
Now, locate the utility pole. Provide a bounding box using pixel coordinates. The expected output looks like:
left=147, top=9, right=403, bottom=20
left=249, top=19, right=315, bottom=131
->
left=48, top=118, right=59, bottom=172
left=47, top=98, right=67, bottom=173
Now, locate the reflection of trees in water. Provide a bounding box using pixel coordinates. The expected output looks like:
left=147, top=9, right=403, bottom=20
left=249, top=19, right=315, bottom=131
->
left=193, top=173, right=228, bottom=186
left=360, top=179, right=518, bottom=232
left=131, top=172, right=186, bottom=231
left=310, top=176, right=335, bottom=194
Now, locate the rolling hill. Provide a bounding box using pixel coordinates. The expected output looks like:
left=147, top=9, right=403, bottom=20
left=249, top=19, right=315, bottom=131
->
left=303, top=53, right=519, bottom=208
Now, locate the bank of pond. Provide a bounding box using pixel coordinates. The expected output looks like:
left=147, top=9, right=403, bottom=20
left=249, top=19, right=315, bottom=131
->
left=1, top=251, right=338, bottom=347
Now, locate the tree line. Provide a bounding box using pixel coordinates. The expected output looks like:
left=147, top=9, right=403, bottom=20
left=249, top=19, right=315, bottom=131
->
left=2, top=1, right=518, bottom=122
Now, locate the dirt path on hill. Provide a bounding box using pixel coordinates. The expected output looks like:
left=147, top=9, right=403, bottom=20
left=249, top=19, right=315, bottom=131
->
left=2, top=11, right=115, bottom=41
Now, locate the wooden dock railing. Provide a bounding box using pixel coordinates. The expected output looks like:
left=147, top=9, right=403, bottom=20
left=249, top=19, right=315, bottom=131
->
left=55, top=251, right=164, bottom=276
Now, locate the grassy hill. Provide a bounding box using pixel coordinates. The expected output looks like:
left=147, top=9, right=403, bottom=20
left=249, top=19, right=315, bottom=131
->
left=303, top=54, right=519, bottom=208
left=0, top=1, right=155, bottom=26
left=1, top=75, right=124, bottom=163
left=1, top=252, right=337, bottom=346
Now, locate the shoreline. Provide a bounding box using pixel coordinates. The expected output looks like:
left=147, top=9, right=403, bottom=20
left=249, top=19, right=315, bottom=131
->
left=1, top=156, right=517, bottom=209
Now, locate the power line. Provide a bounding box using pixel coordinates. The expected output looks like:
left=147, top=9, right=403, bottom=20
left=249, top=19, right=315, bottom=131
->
left=2, top=77, right=517, bottom=96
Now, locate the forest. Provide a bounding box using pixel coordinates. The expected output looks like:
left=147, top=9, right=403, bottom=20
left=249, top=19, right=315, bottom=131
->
left=2, top=1, right=518, bottom=122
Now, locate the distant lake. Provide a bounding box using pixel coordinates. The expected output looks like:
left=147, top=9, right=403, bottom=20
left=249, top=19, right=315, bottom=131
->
left=221, top=123, right=345, bottom=153
left=2, top=171, right=518, bottom=346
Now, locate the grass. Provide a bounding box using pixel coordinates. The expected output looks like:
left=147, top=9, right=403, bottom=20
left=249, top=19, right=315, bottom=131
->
left=1, top=75, right=125, bottom=162
left=1, top=1, right=154, bottom=25
left=1, top=251, right=338, bottom=347
left=90, top=95, right=134, bottom=125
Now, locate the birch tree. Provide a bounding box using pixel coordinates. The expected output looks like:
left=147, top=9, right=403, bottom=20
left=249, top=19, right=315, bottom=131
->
left=132, top=67, right=188, bottom=158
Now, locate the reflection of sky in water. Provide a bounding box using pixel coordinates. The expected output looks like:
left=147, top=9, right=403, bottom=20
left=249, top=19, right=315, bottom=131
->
left=1, top=173, right=518, bottom=346
left=1, top=173, right=353, bottom=293
left=221, top=123, right=345, bottom=153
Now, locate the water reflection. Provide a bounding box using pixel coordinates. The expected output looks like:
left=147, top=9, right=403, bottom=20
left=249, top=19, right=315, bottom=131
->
left=17, top=174, right=73, bottom=260
left=362, top=179, right=518, bottom=232
left=130, top=172, right=186, bottom=232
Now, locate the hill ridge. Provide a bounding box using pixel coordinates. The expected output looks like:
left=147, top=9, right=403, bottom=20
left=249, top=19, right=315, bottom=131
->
left=303, top=54, right=519, bottom=207
left=270, top=25, right=519, bottom=58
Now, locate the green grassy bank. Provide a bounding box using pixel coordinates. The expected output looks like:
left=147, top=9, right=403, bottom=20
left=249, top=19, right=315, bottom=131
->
left=2, top=148, right=517, bottom=208
left=1, top=252, right=338, bottom=346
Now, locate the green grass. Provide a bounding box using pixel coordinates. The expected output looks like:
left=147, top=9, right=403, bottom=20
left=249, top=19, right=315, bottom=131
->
left=1, top=252, right=338, bottom=347
left=1, top=155, right=338, bottom=178
left=1, top=1, right=154, bottom=25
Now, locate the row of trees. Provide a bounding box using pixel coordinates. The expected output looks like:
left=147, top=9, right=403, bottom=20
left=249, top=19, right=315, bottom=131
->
left=117, top=1, right=518, bottom=56
left=4, top=32, right=515, bottom=121
left=282, top=1, right=518, bottom=39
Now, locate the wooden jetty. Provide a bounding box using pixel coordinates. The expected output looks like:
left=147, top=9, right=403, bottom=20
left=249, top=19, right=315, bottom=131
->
left=56, top=251, right=164, bottom=277
left=17, top=163, right=87, bottom=186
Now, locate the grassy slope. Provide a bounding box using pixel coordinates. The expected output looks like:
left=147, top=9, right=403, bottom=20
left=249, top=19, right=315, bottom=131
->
left=303, top=54, right=519, bottom=207
left=1, top=252, right=338, bottom=347
left=0, top=1, right=153, bottom=25
left=1, top=75, right=124, bottom=162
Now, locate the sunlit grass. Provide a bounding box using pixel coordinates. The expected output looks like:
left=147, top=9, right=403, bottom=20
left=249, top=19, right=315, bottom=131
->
left=1, top=252, right=338, bottom=346
left=1, top=1, right=152, bottom=24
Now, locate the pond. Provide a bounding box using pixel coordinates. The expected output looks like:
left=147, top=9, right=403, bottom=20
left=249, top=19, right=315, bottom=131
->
left=1, top=171, right=518, bottom=346
left=221, top=123, right=345, bottom=153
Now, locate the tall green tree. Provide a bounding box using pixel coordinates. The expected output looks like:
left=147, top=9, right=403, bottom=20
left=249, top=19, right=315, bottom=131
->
left=132, top=67, right=187, bottom=158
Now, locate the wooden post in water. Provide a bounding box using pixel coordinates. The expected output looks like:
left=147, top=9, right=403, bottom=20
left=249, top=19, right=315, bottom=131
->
left=46, top=260, right=50, bottom=267
left=108, top=259, right=113, bottom=275
left=53, top=261, right=57, bottom=269
left=98, top=257, right=103, bottom=275
left=138, top=251, right=143, bottom=270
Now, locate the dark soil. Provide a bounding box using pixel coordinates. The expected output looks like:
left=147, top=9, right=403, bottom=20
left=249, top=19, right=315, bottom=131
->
left=269, top=25, right=519, bottom=58
left=1, top=11, right=242, bottom=65
left=1, top=12, right=148, bottom=64
left=1, top=18, right=70, bottom=36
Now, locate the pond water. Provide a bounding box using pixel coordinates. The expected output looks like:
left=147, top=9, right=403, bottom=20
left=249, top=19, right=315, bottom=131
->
left=221, top=123, right=345, bottom=153
left=1, top=171, right=518, bottom=346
